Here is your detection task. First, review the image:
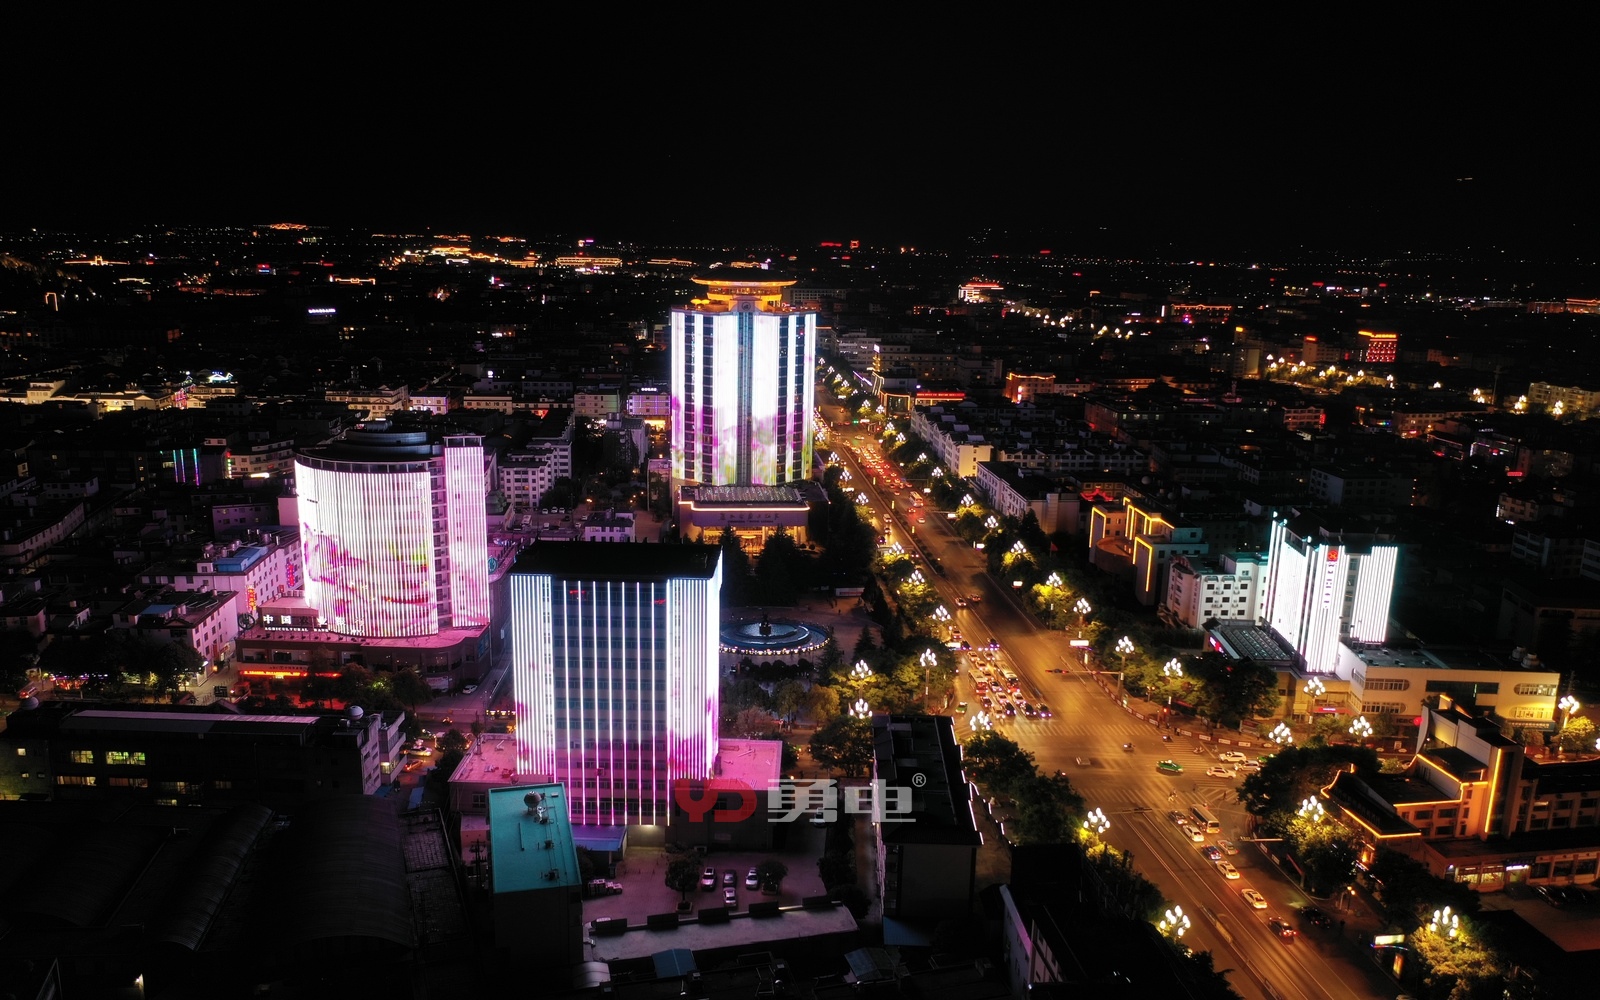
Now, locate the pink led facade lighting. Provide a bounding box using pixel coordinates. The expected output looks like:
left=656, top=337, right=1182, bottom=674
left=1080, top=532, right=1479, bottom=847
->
left=670, top=275, right=817, bottom=487
left=510, top=544, right=721, bottom=828
left=294, top=425, right=490, bottom=638
left=297, top=460, right=438, bottom=637
left=444, top=436, right=490, bottom=628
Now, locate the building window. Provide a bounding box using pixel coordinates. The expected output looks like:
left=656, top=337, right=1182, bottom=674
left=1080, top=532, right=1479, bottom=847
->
left=69, top=750, right=94, bottom=764
left=56, top=775, right=97, bottom=786
left=105, top=751, right=147, bottom=766
left=13, top=748, right=24, bottom=757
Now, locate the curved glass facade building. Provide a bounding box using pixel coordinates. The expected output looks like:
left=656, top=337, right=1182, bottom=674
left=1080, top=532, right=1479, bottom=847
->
left=293, top=423, right=489, bottom=638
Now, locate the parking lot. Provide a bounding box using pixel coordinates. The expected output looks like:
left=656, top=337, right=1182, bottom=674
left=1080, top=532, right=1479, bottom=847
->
left=581, top=822, right=835, bottom=923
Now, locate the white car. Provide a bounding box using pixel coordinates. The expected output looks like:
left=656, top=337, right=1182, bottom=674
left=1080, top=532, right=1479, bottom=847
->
left=1206, top=766, right=1236, bottom=778
left=1179, top=824, right=1205, bottom=843
left=1218, top=751, right=1247, bottom=764
left=1217, top=862, right=1240, bottom=879
left=1241, top=888, right=1267, bottom=909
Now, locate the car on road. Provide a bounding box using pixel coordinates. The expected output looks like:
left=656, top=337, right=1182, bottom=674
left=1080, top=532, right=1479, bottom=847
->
left=955, top=598, right=968, bottom=607
left=1179, top=824, right=1205, bottom=842
left=1157, top=759, right=1184, bottom=774
left=967, top=593, right=982, bottom=603
left=1218, top=751, right=1247, bottom=764
left=746, top=868, right=760, bottom=890
left=987, top=637, right=1000, bottom=650
left=1218, top=862, right=1241, bottom=879
left=1037, top=704, right=1053, bottom=718
left=1074, top=757, right=1092, bottom=767
left=1217, top=839, right=1239, bottom=855
left=1241, top=889, right=1267, bottom=909
left=956, top=702, right=968, bottom=714
left=724, top=887, right=738, bottom=907
left=701, top=867, right=717, bottom=890
left=1205, top=766, right=1236, bottom=778
left=1267, top=916, right=1297, bottom=940
left=1122, top=742, right=1135, bottom=752
left=1238, top=761, right=1262, bottom=773
left=1200, top=845, right=1223, bottom=862
left=1160, top=734, right=1173, bottom=742
left=1022, top=704, right=1039, bottom=719
left=1301, top=905, right=1331, bottom=928
left=1168, top=810, right=1187, bottom=824
left=1002, top=702, right=1016, bottom=716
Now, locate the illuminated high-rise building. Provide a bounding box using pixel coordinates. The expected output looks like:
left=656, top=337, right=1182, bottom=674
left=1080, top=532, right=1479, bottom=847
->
left=670, top=274, right=817, bottom=486
left=293, top=422, right=490, bottom=638
left=510, top=543, right=722, bottom=827
left=1261, top=513, right=1398, bottom=675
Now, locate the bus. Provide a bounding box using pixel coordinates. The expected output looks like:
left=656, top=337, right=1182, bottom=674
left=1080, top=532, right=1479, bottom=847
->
left=1190, top=804, right=1222, bottom=834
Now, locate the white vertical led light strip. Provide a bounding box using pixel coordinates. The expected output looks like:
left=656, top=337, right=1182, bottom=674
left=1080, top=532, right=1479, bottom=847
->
left=799, top=313, right=817, bottom=476
left=511, top=572, right=554, bottom=776
left=712, top=313, right=741, bottom=484
left=444, top=439, right=490, bottom=627
left=751, top=315, right=780, bottom=484
left=1350, top=546, right=1398, bottom=643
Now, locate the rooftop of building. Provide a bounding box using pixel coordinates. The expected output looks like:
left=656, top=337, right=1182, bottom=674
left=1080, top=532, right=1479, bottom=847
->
left=488, top=784, right=581, bottom=894
left=715, top=738, right=785, bottom=790
left=871, top=714, right=982, bottom=847
left=587, top=902, right=858, bottom=963
left=1, top=701, right=383, bottom=746
left=295, top=419, right=481, bottom=464
left=512, top=540, right=720, bottom=580
left=1209, top=622, right=1297, bottom=664
left=449, top=733, right=520, bottom=785
left=682, top=485, right=807, bottom=506
left=1326, top=770, right=1423, bottom=839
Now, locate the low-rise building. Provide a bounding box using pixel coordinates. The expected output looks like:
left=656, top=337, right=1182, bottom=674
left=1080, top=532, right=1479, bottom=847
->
left=871, top=714, right=982, bottom=944
left=0, top=701, right=390, bottom=807
left=1163, top=552, right=1265, bottom=628
left=488, top=784, right=585, bottom=965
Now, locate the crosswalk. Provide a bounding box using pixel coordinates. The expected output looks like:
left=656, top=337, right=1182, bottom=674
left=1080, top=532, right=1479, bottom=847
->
left=1080, top=782, right=1239, bottom=813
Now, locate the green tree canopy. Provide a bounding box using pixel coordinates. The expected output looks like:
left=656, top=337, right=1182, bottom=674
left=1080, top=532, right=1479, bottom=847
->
left=809, top=714, right=874, bottom=776
left=1238, top=743, right=1381, bottom=820
left=1367, top=847, right=1481, bottom=932
left=665, top=857, right=701, bottom=901
left=962, top=730, right=1038, bottom=799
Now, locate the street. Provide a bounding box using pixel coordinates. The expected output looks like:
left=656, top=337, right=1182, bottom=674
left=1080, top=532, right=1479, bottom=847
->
left=831, top=433, right=1395, bottom=1000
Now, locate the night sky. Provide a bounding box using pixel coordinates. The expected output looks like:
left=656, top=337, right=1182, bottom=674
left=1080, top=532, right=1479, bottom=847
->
left=6, top=13, right=1592, bottom=258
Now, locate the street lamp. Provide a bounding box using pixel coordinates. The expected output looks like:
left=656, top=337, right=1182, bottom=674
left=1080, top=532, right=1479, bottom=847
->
left=1083, top=807, right=1110, bottom=836
left=985, top=515, right=999, bottom=530
left=1046, top=572, right=1063, bottom=588
left=1299, top=796, right=1326, bottom=822
left=1350, top=715, right=1373, bottom=740
left=1429, top=906, right=1460, bottom=939
left=1163, top=658, right=1184, bottom=679
left=850, top=698, right=872, bottom=720
left=1560, top=695, right=1581, bottom=727
left=961, top=494, right=974, bottom=506
left=1159, top=905, right=1191, bottom=939
left=851, top=660, right=874, bottom=682
left=1269, top=721, right=1294, bottom=745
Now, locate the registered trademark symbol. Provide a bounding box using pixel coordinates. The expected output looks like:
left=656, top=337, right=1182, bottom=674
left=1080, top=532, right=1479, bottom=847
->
left=911, top=772, right=927, bottom=787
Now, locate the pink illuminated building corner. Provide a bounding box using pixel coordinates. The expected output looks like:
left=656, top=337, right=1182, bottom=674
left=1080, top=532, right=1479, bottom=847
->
left=509, top=542, right=722, bottom=828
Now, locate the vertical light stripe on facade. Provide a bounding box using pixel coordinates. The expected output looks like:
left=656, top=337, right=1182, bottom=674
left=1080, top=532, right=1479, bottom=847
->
left=444, top=437, right=490, bottom=627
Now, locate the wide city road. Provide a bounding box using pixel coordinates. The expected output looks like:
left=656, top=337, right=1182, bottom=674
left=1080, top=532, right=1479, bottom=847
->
left=831, top=433, right=1388, bottom=1000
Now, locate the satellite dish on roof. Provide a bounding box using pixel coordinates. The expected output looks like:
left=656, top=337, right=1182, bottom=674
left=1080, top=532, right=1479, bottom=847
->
left=346, top=705, right=365, bottom=720
left=525, top=791, right=544, bottom=810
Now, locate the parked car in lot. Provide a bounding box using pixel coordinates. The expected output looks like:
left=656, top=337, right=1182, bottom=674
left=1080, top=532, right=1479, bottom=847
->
left=746, top=868, right=760, bottom=890
left=1242, top=889, right=1267, bottom=909
left=724, top=887, right=738, bottom=907
left=701, top=867, right=716, bottom=890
